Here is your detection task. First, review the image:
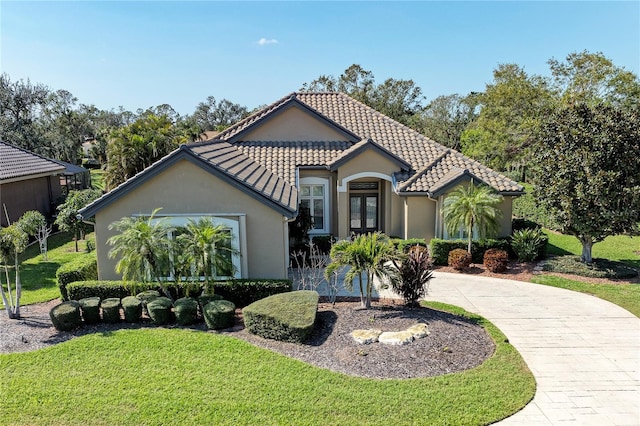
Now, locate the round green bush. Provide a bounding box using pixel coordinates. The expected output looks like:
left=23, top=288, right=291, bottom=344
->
left=174, top=297, right=199, bottom=326
left=78, top=297, right=101, bottom=324
left=203, top=300, right=236, bottom=330
left=198, top=294, right=222, bottom=313
left=101, top=298, right=122, bottom=323
left=147, top=297, right=174, bottom=325
left=121, top=296, right=142, bottom=323
left=49, top=301, right=82, bottom=331
left=136, top=290, right=160, bottom=315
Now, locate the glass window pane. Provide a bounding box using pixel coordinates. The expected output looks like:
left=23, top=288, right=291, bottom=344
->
left=350, top=197, right=361, bottom=229
left=313, top=199, right=324, bottom=229
left=312, top=185, right=323, bottom=197
left=366, top=196, right=377, bottom=228
left=300, top=185, right=310, bottom=197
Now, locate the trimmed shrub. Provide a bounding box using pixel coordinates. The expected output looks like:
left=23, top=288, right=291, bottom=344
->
left=56, top=253, right=98, bottom=300
left=198, top=293, right=223, bottom=308
left=511, top=228, right=548, bottom=262
left=49, top=301, right=82, bottom=331
left=203, top=300, right=236, bottom=330
left=174, top=297, right=199, bottom=326
left=243, top=290, right=318, bottom=343
left=121, top=296, right=142, bottom=323
left=483, top=249, right=510, bottom=273
left=136, top=290, right=161, bottom=315
left=78, top=297, right=101, bottom=324
left=211, top=279, right=292, bottom=308
left=147, top=297, right=174, bottom=325
left=392, top=248, right=433, bottom=307
left=448, top=249, right=472, bottom=270
left=101, top=298, right=121, bottom=323
left=543, top=256, right=638, bottom=279
left=67, top=281, right=152, bottom=301
left=430, top=238, right=510, bottom=265
left=396, top=238, right=428, bottom=253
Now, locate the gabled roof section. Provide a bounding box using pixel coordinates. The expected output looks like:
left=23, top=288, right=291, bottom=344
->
left=0, top=141, right=65, bottom=182
left=79, top=142, right=298, bottom=219
left=51, top=159, right=89, bottom=176
left=327, top=138, right=411, bottom=172
left=216, top=93, right=360, bottom=144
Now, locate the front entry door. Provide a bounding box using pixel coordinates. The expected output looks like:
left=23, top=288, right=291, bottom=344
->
left=350, top=194, right=378, bottom=235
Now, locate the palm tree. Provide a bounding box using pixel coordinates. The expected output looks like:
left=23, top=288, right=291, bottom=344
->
left=107, top=208, right=172, bottom=287
left=442, top=183, right=503, bottom=254
left=325, top=232, right=401, bottom=308
left=176, top=217, right=235, bottom=291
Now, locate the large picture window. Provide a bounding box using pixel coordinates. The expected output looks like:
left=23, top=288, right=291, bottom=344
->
left=299, top=177, right=330, bottom=234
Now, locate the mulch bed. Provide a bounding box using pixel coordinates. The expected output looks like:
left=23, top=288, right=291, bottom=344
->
left=1, top=300, right=495, bottom=380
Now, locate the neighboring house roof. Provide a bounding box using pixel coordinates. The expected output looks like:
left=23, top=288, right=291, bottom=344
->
left=79, top=142, right=298, bottom=219
left=213, top=92, right=523, bottom=196
left=51, top=159, right=89, bottom=176
left=0, top=141, right=65, bottom=183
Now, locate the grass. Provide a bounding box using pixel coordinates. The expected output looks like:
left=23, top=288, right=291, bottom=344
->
left=0, top=232, right=92, bottom=308
left=0, top=301, right=535, bottom=426
left=544, top=231, right=640, bottom=269
left=531, top=275, right=640, bottom=317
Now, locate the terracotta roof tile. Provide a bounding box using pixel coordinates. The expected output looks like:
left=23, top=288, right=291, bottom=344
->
left=0, top=141, right=65, bottom=181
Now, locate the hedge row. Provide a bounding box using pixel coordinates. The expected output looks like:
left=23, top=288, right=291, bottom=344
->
left=56, top=253, right=98, bottom=300
left=67, top=279, right=292, bottom=307
left=430, top=238, right=511, bottom=265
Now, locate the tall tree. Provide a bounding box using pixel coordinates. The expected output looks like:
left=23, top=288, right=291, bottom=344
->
left=190, top=96, right=249, bottom=134
left=531, top=103, right=640, bottom=263
left=442, top=184, right=503, bottom=254
left=55, top=189, right=102, bottom=252
left=415, top=93, right=480, bottom=150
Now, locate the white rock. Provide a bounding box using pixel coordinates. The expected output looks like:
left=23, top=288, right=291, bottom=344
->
left=406, top=323, right=430, bottom=338
left=378, top=330, right=414, bottom=345
left=351, top=329, right=382, bottom=344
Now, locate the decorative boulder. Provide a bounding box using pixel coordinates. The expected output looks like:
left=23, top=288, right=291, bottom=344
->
left=406, top=323, right=430, bottom=339
left=378, top=330, right=415, bottom=346
left=174, top=297, right=199, bottom=326
left=78, top=297, right=101, bottom=324
left=147, top=297, right=174, bottom=325
left=351, top=329, right=383, bottom=344
left=121, top=296, right=142, bottom=323
left=49, top=301, right=82, bottom=331
left=203, top=300, right=236, bottom=330
left=101, top=298, right=122, bottom=323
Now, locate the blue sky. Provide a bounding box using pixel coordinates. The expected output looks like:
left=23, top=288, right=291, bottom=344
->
left=2, top=1, right=638, bottom=115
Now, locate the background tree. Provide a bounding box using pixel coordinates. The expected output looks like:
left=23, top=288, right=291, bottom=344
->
left=0, top=224, right=28, bottom=319
left=17, top=210, right=51, bottom=260
left=415, top=93, right=480, bottom=150
left=55, top=189, right=102, bottom=252
left=531, top=103, right=640, bottom=263
left=190, top=96, right=249, bottom=134
left=442, top=184, right=503, bottom=254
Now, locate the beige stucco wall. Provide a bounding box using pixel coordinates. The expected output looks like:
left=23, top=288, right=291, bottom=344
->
left=242, top=106, right=348, bottom=141
left=94, top=159, right=289, bottom=280
left=496, top=196, right=514, bottom=237
left=404, top=196, right=437, bottom=241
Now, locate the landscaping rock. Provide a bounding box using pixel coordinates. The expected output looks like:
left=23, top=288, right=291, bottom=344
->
left=406, top=323, right=430, bottom=338
left=378, top=330, right=414, bottom=345
left=351, top=329, right=382, bottom=344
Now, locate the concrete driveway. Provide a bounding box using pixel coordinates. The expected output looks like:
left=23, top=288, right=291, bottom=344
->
left=427, top=272, right=640, bottom=425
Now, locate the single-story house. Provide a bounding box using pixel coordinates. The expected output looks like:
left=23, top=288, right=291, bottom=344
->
left=0, top=141, right=66, bottom=227
left=51, top=159, right=91, bottom=194
left=79, top=92, right=523, bottom=281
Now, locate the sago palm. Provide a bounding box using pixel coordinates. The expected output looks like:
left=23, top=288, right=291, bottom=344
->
left=442, top=183, right=503, bottom=254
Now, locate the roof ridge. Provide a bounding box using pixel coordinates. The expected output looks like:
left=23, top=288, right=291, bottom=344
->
left=397, top=149, right=451, bottom=191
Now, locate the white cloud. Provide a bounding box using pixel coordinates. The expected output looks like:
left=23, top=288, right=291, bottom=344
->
left=257, top=38, right=278, bottom=46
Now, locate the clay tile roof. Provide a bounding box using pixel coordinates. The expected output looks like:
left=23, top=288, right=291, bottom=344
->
left=0, top=141, right=65, bottom=181
left=210, top=92, right=522, bottom=195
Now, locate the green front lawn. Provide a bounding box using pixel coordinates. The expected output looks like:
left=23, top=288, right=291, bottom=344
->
left=544, top=231, right=640, bottom=269
left=1, top=232, right=92, bottom=308
left=0, top=302, right=535, bottom=426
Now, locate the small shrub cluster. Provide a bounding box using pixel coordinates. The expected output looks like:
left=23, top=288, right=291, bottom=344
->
left=56, top=253, right=98, bottom=300
left=243, top=290, right=319, bottom=343
left=122, top=296, right=142, bottom=322
left=101, top=298, right=122, bottom=323
left=511, top=228, right=548, bottom=262
left=203, top=300, right=236, bottom=330
left=448, top=249, right=472, bottom=270
left=147, top=297, right=174, bottom=325
left=543, top=256, right=638, bottom=279
left=78, top=297, right=101, bottom=324
left=49, top=301, right=82, bottom=331
left=483, top=249, right=510, bottom=273
left=430, top=238, right=510, bottom=265
left=174, top=297, right=199, bottom=326
left=392, top=238, right=428, bottom=253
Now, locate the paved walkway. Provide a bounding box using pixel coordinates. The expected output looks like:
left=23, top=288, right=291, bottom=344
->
left=426, top=272, right=640, bottom=425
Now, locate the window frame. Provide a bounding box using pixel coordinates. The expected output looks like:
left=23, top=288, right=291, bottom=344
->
left=299, top=177, right=330, bottom=235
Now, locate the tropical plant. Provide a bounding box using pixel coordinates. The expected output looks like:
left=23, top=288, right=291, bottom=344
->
left=325, top=232, right=401, bottom=309
left=55, top=189, right=102, bottom=252
left=107, top=208, right=172, bottom=292
left=17, top=210, right=52, bottom=260
left=0, top=224, right=28, bottom=318
left=391, top=247, right=433, bottom=307
left=511, top=228, right=547, bottom=262
left=175, top=217, right=235, bottom=290
left=442, top=183, right=503, bottom=254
